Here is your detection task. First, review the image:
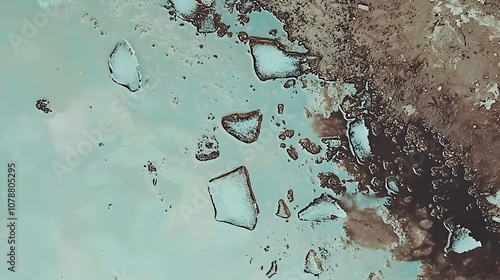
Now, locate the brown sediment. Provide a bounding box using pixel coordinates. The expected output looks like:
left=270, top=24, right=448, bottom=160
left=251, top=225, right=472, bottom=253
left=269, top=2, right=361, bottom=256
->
left=164, top=1, right=232, bottom=37
left=278, top=129, right=294, bottom=140
left=311, top=112, right=347, bottom=138
left=342, top=205, right=399, bottom=250
left=286, top=145, right=298, bottom=160
left=317, top=172, right=346, bottom=195
left=298, top=138, right=322, bottom=154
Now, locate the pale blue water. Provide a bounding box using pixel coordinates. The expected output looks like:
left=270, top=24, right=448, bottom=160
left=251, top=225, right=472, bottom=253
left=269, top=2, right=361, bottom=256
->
left=0, top=0, right=423, bottom=279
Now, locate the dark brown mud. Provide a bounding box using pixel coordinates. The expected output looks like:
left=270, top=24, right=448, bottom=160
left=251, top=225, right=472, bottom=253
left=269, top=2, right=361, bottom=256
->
left=315, top=86, right=500, bottom=279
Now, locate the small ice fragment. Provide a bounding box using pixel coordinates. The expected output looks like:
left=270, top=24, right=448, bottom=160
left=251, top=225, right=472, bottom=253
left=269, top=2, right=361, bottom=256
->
left=221, top=109, right=263, bottom=143
left=249, top=40, right=304, bottom=80
left=287, top=189, right=294, bottom=203
left=266, top=260, right=278, bottom=278
left=348, top=118, right=371, bottom=163
left=385, top=176, right=399, bottom=195
left=357, top=4, right=370, bottom=11
left=298, top=193, right=347, bottom=222
left=276, top=199, right=291, bottom=219
left=208, top=166, right=259, bottom=230
left=195, top=135, right=220, bottom=161
left=304, top=249, right=323, bottom=276
left=108, top=39, right=142, bottom=92
left=446, top=226, right=482, bottom=254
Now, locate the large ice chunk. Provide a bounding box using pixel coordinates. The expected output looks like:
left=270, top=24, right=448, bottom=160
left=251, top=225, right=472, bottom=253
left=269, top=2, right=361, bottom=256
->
left=249, top=39, right=303, bottom=81
left=298, top=193, right=347, bottom=222
left=208, top=166, right=259, bottom=230
left=446, top=226, right=482, bottom=254
left=108, top=39, right=142, bottom=92
left=221, top=109, right=263, bottom=144
left=348, top=118, right=371, bottom=163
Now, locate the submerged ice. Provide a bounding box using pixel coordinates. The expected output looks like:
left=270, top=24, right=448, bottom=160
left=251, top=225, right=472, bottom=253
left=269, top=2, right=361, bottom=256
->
left=108, top=39, right=142, bottom=92
left=208, top=166, right=259, bottom=230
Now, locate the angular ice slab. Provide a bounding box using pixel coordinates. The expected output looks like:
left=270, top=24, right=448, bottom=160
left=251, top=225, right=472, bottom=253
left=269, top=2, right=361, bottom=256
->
left=249, top=38, right=303, bottom=81
left=446, top=226, right=482, bottom=254
left=348, top=118, right=371, bottom=164
left=304, top=249, right=323, bottom=276
left=275, top=199, right=291, bottom=219
left=266, top=260, right=278, bottom=278
left=208, top=166, right=260, bottom=230
left=108, top=39, right=142, bottom=92
left=221, top=109, right=263, bottom=144
left=298, top=193, right=347, bottom=222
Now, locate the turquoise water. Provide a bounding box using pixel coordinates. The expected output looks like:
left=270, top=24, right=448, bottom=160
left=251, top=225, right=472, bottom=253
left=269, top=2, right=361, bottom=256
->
left=0, top=0, right=424, bottom=279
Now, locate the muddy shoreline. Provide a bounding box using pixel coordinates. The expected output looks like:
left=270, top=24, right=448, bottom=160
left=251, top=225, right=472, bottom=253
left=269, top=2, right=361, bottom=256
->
left=254, top=0, right=500, bottom=193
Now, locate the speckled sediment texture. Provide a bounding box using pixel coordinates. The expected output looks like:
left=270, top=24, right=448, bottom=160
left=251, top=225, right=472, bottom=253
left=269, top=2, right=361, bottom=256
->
left=256, top=0, right=500, bottom=191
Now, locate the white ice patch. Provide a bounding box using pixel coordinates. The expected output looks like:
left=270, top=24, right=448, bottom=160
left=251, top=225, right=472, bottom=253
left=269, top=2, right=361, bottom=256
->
left=298, top=193, right=347, bottom=222
left=170, top=0, right=198, bottom=18
left=480, top=83, right=499, bottom=110
left=446, top=227, right=482, bottom=254
left=208, top=166, right=259, bottom=230
left=348, top=118, right=371, bottom=163
left=250, top=43, right=302, bottom=80
left=108, top=39, right=142, bottom=92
